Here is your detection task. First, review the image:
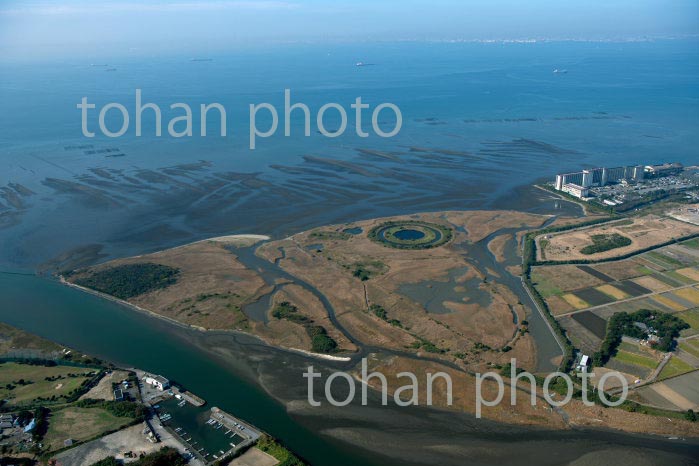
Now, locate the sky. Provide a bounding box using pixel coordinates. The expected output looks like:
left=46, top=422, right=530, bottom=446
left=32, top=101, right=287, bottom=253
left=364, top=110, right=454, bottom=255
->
left=0, top=0, right=698, bottom=59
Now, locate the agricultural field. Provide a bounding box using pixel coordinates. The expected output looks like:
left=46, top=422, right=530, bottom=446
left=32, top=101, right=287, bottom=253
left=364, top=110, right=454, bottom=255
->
left=680, top=339, right=699, bottom=359
left=658, top=357, right=695, bottom=380
left=614, top=349, right=658, bottom=370
left=635, top=370, right=699, bottom=411
left=677, top=309, right=699, bottom=337
left=534, top=238, right=699, bottom=407
left=0, top=362, right=98, bottom=407
left=533, top=241, right=699, bottom=324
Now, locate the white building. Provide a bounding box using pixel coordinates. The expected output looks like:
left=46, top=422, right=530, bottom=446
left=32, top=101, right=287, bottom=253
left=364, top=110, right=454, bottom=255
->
left=144, top=374, right=170, bottom=391
left=561, top=183, right=589, bottom=199
left=577, top=354, right=590, bottom=372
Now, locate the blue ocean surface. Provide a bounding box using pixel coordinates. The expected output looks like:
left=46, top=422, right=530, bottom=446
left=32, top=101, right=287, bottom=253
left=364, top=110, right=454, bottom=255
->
left=0, top=40, right=697, bottom=269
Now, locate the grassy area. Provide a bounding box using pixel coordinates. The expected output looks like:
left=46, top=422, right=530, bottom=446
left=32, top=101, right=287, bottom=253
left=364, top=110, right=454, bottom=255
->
left=612, top=350, right=659, bottom=370
left=646, top=251, right=683, bottom=269
left=580, top=233, right=632, bottom=255
left=664, top=270, right=697, bottom=285
left=682, top=238, right=699, bottom=249
left=0, top=363, right=96, bottom=407
left=680, top=339, right=699, bottom=358
left=256, top=435, right=305, bottom=466
left=351, top=260, right=388, bottom=281
left=677, top=309, right=699, bottom=336
left=618, top=341, right=647, bottom=355
left=309, top=230, right=351, bottom=240
left=0, top=323, right=63, bottom=355
left=530, top=270, right=564, bottom=298
left=43, top=406, right=133, bottom=452
left=658, top=357, right=695, bottom=380
left=72, top=263, right=180, bottom=300
left=272, top=302, right=310, bottom=324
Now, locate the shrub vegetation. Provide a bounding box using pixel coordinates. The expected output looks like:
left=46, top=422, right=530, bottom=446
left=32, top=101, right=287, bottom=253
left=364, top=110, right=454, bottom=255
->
left=74, top=263, right=180, bottom=299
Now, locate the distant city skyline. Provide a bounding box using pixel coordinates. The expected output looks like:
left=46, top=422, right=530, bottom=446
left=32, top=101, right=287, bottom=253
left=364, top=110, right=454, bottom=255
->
left=1, top=0, right=698, bottom=60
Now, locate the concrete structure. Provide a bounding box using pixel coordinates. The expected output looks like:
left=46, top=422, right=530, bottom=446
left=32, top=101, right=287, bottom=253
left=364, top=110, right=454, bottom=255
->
left=561, top=183, right=589, bottom=199
left=144, top=374, right=170, bottom=391
left=553, top=162, right=678, bottom=193
left=645, top=162, right=683, bottom=177
left=581, top=170, right=593, bottom=188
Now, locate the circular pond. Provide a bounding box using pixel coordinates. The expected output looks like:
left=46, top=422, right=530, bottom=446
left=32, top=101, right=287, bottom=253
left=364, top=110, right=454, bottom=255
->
left=369, top=221, right=452, bottom=249
left=393, top=229, right=425, bottom=240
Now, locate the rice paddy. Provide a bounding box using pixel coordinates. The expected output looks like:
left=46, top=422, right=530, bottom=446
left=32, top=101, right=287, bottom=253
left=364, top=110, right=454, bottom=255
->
left=561, top=293, right=589, bottom=310
left=677, top=309, right=699, bottom=336
left=533, top=238, right=699, bottom=377
left=658, top=357, right=695, bottom=381
left=596, top=284, right=629, bottom=300
left=676, top=267, right=699, bottom=282
left=612, top=350, right=659, bottom=370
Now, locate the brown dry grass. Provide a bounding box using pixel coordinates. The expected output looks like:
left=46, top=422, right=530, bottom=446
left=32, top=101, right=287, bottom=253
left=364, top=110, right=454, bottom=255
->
left=632, top=275, right=673, bottom=292
left=596, top=284, right=629, bottom=300
left=546, top=295, right=575, bottom=316
left=71, top=241, right=268, bottom=330
left=593, top=259, right=652, bottom=281
left=531, top=265, right=604, bottom=294
left=487, top=233, right=512, bottom=263
left=271, top=211, right=542, bottom=362
left=71, top=210, right=547, bottom=367
left=565, top=401, right=699, bottom=437
left=539, top=215, right=699, bottom=261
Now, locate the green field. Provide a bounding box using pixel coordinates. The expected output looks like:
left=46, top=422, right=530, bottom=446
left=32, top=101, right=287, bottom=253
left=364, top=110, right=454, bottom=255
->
left=618, top=341, right=649, bottom=355
left=682, top=238, right=699, bottom=250
left=611, top=350, right=659, bottom=370
left=677, top=309, right=699, bottom=336
left=658, top=357, right=695, bottom=380
left=530, top=270, right=563, bottom=298
left=44, top=406, right=133, bottom=452
left=680, top=339, right=699, bottom=359
left=0, top=363, right=96, bottom=406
